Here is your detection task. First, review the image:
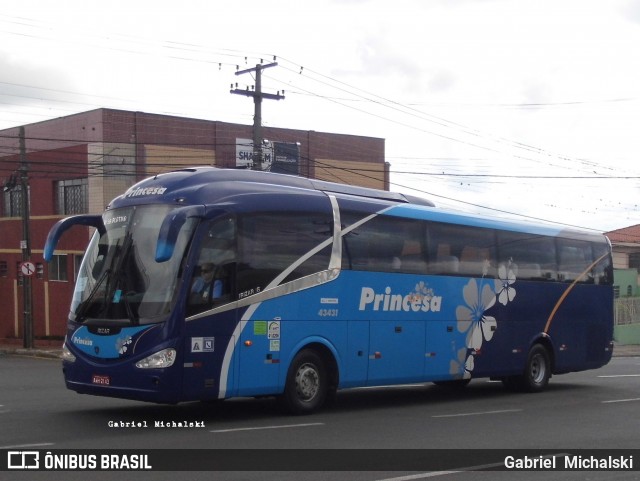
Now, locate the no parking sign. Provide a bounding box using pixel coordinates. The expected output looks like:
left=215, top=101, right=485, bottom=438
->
left=20, top=261, right=35, bottom=276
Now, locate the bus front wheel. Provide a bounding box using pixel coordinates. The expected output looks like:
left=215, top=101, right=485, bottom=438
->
left=280, top=349, right=328, bottom=415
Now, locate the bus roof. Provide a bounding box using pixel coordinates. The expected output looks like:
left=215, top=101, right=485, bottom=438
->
left=113, top=166, right=604, bottom=243
left=386, top=203, right=604, bottom=241
left=114, top=166, right=435, bottom=208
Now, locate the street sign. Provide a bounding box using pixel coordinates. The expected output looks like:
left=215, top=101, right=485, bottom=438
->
left=20, top=261, right=35, bottom=276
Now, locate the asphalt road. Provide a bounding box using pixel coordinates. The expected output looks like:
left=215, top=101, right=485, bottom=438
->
left=1, top=354, right=640, bottom=481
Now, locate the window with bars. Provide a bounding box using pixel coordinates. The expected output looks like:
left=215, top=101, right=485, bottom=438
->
left=629, top=252, right=640, bottom=270
left=2, top=187, right=29, bottom=217
left=56, top=178, right=88, bottom=215
left=16, top=261, right=23, bottom=286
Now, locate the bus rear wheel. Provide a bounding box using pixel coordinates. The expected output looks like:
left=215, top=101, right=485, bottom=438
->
left=280, top=349, right=328, bottom=415
left=504, top=344, right=551, bottom=393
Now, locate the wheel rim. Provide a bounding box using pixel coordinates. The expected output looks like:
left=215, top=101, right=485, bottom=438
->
left=295, top=363, right=320, bottom=402
left=530, top=353, right=547, bottom=384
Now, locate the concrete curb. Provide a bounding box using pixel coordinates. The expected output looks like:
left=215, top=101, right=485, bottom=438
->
left=0, top=347, right=62, bottom=359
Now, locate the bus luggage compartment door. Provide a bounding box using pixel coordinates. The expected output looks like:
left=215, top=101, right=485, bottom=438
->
left=367, top=320, right=425, bottom=385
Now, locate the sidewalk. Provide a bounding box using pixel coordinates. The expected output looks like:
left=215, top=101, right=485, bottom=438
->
left=1, top=339, right=640, bottom=360
left=610, top=343, right=640, bottom=357
left=0, top=338, right=63, bottom=359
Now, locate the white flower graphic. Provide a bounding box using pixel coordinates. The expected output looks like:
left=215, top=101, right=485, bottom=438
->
left=414, top=281, right=434, bottom=298
left=116, top=336, right=132, bottom=355
left=495, top=263, right=517, bottom=306
left=405, top=281, right=434, bottom=306
left=449, top=347, right=475, bottom=379
left=456, top=278, right=497, bottom=351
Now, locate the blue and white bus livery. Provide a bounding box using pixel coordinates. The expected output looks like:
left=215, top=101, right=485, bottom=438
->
left=44, top=167, right=614, bottom=413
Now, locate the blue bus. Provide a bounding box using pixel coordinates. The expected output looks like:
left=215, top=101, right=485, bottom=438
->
left=44, top=167, right=613, bottom=413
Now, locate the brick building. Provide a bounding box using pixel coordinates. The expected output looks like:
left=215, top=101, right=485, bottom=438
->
left=0, top=108, right=388, bottom=340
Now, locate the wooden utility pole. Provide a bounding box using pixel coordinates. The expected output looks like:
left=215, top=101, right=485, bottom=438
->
left=230, top=62, right=284, bottom=171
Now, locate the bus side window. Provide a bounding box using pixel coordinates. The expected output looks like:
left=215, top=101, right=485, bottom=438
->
left=557, top=238, right=594, bottom=284
left=400, top=239, right=428, bottom=274
left=341, top=214, right=426, bottom=274
left=592, top=241, right=612, bottom=285
left=187, top=218, right=236, bottom=315
left=236, top=212, right=333, bottom=296
left=497, top=231, right=556, bottom=281
left=430, top=243, right=460, bottom=275
left=427, top=223, right=497, bottom=277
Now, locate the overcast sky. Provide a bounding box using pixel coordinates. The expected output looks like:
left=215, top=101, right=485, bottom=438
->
left=1, top=0, right=639, bottom=232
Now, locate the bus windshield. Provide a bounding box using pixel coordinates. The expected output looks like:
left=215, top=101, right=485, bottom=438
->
left=70, top=205, right=196, bottom=325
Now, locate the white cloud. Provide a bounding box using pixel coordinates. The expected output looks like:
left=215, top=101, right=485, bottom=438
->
left=0, top=0, right=639, bottom=231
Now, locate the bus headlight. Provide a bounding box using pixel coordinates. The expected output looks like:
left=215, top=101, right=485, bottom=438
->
left=135, top=348, right=176, bottom=369
left=61, top=343, right=76, bottom=363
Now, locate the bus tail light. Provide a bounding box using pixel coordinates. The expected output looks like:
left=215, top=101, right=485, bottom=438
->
left=135, top=348, right=176, bottom=369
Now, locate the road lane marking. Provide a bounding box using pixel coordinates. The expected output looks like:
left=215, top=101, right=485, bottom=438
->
left=432, top=409, right=522, bottom=418
left=377, top=472, right=460, bottom=480
left=376, top=464, right=506, bottom=480
left=602, top=397, right=640, bottom=404
left=598, top=374, right=640, bottom=378
left=210, top=422, right=324, bottom=433
left=375, top=453, right=570, bottom=480
left=0, top=442, right=54, bottom=449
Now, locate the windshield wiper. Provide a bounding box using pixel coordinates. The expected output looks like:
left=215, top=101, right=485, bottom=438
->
left=113, top=234, right=139, bottom=325
left=73, top=235, right=127, bottom=322
left=73, top=268, right=111, bottom=322
left=122, top=291, right=138, bottom=325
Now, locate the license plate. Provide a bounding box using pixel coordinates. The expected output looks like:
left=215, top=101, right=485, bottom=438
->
left=92, top=374, right=111, bottom=385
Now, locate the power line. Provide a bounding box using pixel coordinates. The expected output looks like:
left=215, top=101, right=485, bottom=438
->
left=0, top=15, right=624, bottom=178
left=0, top=10, right=634, bottom=177
left=272, top=57, right=639, bottom=177
left=0, top=15, right=636, bottom=229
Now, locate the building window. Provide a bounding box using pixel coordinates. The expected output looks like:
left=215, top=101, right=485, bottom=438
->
left=56, top=178, right=88, bottom=215
left=628, top=285, right=633, bottom=297
left=630, top=252, right=640, bottom=270
left=16, top=261, right=23, bottom=286
left=3, top=186, right=29, bottom=217
left=48, top=254, right=68, bottom=282
left=0, top=260, right=7, bottom=277
left=36, top=262, right=44, bottom=279
left=614, top=286, right=620, bottom=299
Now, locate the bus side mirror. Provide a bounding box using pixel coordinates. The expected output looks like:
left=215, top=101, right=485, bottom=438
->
left=44, top=215, right=105, bottom=262
left=155, top=205, right=205, bottom=262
